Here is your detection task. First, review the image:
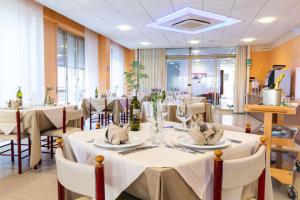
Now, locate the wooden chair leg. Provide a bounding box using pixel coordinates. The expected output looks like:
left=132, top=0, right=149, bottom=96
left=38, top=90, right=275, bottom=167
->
left=17, top=139, right=22, bottom=174
left=112, top=115, right=114, bottom=124
left=50, top=137, right=54, bottom=159
left=101, top=114, right=104, bottom=126
left=47, top=136, right=50, bottom=149
left=28, top=137, right=31, bottom=156
left=10, top=140, right=14, bottom=163
left=57, top=180, right=65, bottom=200
left=90, top=115, right=92, bottom=130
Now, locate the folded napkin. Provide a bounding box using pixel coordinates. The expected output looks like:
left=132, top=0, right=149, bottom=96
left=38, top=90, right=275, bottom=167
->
left=105, top=124, right=130, bottom=145
left=188, top=123, right=224, bottom=145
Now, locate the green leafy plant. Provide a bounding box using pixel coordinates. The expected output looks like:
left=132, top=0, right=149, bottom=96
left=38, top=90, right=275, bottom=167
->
left=124, top=61, right=148, bottom=91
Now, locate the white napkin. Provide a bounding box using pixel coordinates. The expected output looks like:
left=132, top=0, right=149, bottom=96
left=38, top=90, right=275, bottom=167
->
left=105, top=124, right=130, bottom=145
left=188, top=123, right=224, bottom=145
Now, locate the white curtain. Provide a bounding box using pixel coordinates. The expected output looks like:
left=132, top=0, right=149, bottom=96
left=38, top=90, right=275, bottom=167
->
left=138, top=49, right=166, bottom=94
left=0, top=0, right=44, bottom=106
left=110, top=43, right=125, bottom=97
left=233, top=46, right=247, bottom=113
left=84, top=28, right=99, bottom=97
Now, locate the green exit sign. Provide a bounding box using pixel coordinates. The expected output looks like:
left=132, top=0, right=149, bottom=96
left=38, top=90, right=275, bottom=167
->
left=246, top=59, right=252, bottom=66
left=132, top=61, right=139, bottom=67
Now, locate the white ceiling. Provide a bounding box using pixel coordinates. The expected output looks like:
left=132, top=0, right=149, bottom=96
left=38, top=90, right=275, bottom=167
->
left=36, top=0, right=300, bottom=49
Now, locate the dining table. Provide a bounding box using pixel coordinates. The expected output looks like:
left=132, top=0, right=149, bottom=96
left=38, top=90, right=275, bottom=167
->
left=64, top=122, right=273, bottom=200
left=0, top=105, right=76, bottom=167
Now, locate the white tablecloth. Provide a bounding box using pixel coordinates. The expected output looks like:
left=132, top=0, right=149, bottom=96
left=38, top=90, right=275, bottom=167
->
left=67, top=122, right=272, bottom=200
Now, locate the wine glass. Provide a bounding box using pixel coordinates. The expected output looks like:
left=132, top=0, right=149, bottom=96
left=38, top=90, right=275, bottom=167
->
left=106, top=89, right=111, bottom=98
left=176, top=101, right=192, bottom=131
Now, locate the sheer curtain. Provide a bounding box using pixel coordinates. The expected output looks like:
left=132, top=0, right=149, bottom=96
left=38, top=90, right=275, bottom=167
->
left=85, top=28, right=99, bottom=97
left=138, top=49, right=166, bottom=94
left=110, top=43, right=125, bottom=97
left=0, top=0, right=44, bottom=106
left=233, top=46, right=247, bottom=113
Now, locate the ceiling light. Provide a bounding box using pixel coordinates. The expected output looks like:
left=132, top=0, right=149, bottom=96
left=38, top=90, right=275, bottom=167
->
left=242, top=38, right=256, bottom=42
left=194, top=59, right=201, bottom=62
left=258, top=17, right=276, bottom=24
left=192, top=49, right=201, bottom=54
left=189, top=40, right=200, bottom=44
left=117, top=25, right=131, bottom=31
left=140, top=42, right=151, bottom=46
left=169, top=62, right=174, bottom=65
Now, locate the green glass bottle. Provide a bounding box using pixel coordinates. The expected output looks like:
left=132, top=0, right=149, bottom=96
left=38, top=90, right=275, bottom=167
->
left=95, top=87, right=99, bottom=98
left=130, top=89, right=141, bottom=131
left=16, top=86, right=23, bottom=102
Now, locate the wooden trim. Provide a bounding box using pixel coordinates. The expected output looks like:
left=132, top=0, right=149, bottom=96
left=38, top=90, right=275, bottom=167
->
left=81, top=117, right=84, bottom=131
left=270, top=168, right=293, bottom=185
left=213, top=150, right=223, bottom=200
left=63, top=107, right=66, bottom=133
left=95, top=155, right=105, bottom=200
left=258, top=169, right=266, bottom=200
left=57, top=179, right=65, bottom=200
left=16, top=109, right=22, bottom=174
left=126, top=97, right=129, bottom=123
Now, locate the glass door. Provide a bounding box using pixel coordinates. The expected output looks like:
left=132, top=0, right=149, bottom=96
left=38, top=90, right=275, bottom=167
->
left=166, top=60, right=189, bottom=92
left=191, top=59, right=220, bottom=106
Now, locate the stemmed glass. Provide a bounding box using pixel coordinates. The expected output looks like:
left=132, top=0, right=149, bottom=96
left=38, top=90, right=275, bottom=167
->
left=176, top=99, right=192, bottom=131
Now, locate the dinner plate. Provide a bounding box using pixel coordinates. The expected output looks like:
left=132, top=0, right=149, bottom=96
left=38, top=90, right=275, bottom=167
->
left=93, top=136, right=145, bottom=150
left=178, top=137, right=230, bottom=150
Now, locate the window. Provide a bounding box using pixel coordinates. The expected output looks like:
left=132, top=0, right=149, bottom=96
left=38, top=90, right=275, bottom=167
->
left=57, top=30, right=85, bottom=105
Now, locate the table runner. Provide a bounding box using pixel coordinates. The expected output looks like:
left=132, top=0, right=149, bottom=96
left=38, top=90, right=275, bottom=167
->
left=67, top=122, right=272, bottom=200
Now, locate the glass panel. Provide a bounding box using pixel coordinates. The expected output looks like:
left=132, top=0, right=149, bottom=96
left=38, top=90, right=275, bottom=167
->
left=191, top=59, right=220, bottom=105
left=57, top=66, right=67, bottom=104
left=219, top=58, right=236, bottom=109
left=57, top=31, right=65, bottom=66
left=166, top=60, right=189, bottom=92
left=67, top=34, right=76, bottom=68
left=77, top=39, right=85, bottom=69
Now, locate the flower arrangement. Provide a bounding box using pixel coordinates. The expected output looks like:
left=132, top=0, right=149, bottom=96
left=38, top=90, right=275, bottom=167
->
left=44, top=86, right=54, bottom=105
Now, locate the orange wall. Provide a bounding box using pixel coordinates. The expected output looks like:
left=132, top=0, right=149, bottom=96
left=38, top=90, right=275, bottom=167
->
left=250, top=51, right=270, bottom=85
left=251, top=34, right=300, bottom=94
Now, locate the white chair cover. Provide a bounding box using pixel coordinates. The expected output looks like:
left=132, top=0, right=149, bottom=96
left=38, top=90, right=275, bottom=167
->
left=207, top=123, right=244, bottom=132
left=222, top=146, right=266, bottom=200
left=55, top=148, right=96, bottom=198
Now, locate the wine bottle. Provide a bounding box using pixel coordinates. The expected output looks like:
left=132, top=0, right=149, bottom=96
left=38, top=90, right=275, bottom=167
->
left=16, top=86, right=23, bottom=102
left=95, top=87, right=98, bottom=98
left=130, top=89, right=141, bottom=131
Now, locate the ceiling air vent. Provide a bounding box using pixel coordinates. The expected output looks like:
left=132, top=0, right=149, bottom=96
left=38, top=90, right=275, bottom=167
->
left=172, top=19, right=211, bottom=31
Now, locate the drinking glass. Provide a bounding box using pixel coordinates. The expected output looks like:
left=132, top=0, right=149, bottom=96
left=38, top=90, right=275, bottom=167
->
left=176, top=101, right=192, bottom=130
left=106, top=89, right=111, bottom=98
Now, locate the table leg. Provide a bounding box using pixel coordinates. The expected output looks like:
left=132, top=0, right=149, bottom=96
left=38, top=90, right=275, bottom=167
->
left=264, top=112, right=273, bottom=164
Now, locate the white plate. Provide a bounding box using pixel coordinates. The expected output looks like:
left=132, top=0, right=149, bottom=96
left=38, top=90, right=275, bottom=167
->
left=173, top=124, right=190, bottom=132
left=178, top=137, right=230, bottom=150
left=93, top=136, right=145, bottom=150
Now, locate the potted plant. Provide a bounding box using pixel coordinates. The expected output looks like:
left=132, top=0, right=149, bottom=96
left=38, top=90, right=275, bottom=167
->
left=124, top=61, right=148, bottom=93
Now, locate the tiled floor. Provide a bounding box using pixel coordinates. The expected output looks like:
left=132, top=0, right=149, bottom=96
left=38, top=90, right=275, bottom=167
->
left=0, top=110, right=299, bottom=200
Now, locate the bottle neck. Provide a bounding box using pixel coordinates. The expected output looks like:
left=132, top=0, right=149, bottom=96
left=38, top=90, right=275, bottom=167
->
left=132, top=89, right=137, bottom=97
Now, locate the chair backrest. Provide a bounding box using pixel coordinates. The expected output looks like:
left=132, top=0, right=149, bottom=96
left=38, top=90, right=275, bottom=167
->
left=55, top=148, right=105, bottom=200
left=66, top=109, right=83, bottom=121
left=0, top=110, right=19, bottom=123
left=213, top=139, right=266, bottom=200
left=0, top=109, right=21, bottom=135
left=190, top=96, right=207, bottom=103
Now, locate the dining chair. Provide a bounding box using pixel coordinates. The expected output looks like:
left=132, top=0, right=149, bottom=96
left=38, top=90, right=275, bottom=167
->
left=0, top=109, right=30, bottom=174
left=41, top=107, right=83, bottom=159
left=213, top=136, right=266, bottom=200
left=55, top=138, right=105, bottom=200
left=120, top=97, right=129, bottom=124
